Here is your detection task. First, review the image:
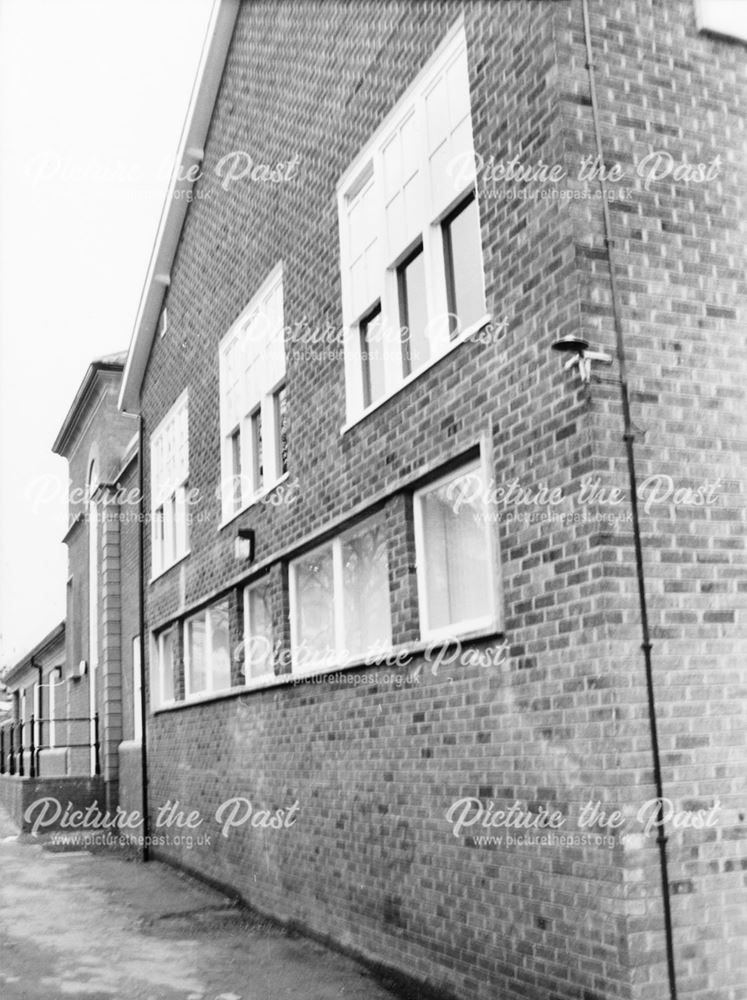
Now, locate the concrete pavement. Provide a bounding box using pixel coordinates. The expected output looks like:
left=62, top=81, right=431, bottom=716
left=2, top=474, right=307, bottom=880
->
left=0, top=806, right=402, bottom=1000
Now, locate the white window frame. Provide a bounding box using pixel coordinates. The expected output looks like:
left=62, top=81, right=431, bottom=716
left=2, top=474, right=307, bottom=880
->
left=289, top=513, right=392, bottom=674
left=243, top=578, right=275, bottom=684
left=183, top=600, right=232, bottom=700
left=218, top=263, right=287, bottom=524
left=47, top=668, right=62, bottom=749
left=151, top=626, right=177, bottom=710
left=337, top=20, right=489, bottom=427
left=150, top=389, right=190, bottom=579
left=413, top=452, right=499, bottom=641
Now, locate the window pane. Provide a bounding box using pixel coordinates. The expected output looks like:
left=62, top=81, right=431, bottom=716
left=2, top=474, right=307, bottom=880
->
left=245, top=581, right=274, bottom=679
left=209, top=603, right=232, bottom=692
left=360, top=307, right=387, bottom=407
left=251, top=409, right=263, bottom=492
left=398, top=247, right=429, bottom=374
left=160, top=630, right=175, bottom=703
left=186, top=614, right=207, bottom=695
left=274, top=385, right=288, bottom=476
left=342, top=521, right=391, bottom=657
left=230, top=428, right=242, bottom=511
left=294, top=546, right=335, bottom=663
left=444, top=196, right=483, bottom=336
left=420, top=467, right=491, bottom=631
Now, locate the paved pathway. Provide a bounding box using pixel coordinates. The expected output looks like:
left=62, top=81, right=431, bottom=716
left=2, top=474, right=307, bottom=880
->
left=0, top=807, right=399, bottom=1000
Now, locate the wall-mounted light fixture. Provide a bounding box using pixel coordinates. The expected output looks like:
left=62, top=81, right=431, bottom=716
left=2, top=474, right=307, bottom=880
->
left=235, top=528, right=255, bottom=562
left=552, top=334, right=612, bottom=384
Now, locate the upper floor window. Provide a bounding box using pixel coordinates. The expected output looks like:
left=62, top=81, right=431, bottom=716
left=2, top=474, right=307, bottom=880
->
left=150, top=389, right=189, bottom=578
left=219, top=263, right=287, bottom=522
left=337, top=23, right=487, bottom=422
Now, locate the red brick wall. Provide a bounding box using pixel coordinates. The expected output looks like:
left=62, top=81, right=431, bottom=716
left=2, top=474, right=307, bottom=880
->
left=137, top=3, right=746, bottom=999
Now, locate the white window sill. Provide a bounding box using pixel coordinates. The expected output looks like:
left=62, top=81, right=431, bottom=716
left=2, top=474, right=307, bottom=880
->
left=149, top=625, right=504, bottom=716
left=340, top=313, right=493, bottom=435
left=419, top=616, right=498, bottom=644
left=149, top=550, right=190, bottom=585
left=218, top=473, right=290, bottom=531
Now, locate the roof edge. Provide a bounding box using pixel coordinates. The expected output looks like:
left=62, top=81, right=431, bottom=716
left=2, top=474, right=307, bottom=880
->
left=119, top=0, right=240, bottom=415
left=2, top=621, right=66, bottom=686
left=52, top=358, right=126, bottom=457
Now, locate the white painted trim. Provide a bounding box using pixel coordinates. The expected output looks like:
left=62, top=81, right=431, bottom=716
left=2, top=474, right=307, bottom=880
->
left=119, top=0, right=241, bottom=413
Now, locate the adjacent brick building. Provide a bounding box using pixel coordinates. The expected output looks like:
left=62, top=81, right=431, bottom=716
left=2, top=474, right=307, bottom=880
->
left=119, top=2, right=746, bottom=999
left=1, top=355, right=144, bottom=829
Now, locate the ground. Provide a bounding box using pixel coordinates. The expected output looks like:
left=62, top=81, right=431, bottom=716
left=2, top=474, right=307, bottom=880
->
left=0, top=806, right=405, bottom=1000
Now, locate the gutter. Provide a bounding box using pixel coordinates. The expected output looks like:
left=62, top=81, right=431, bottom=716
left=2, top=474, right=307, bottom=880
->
left=580, top=2, right=678, bottom=998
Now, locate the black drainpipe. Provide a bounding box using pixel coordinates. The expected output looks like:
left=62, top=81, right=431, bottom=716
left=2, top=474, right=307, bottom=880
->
left=137, top=414, right=150, bottom=862
left=580, top=2, right=678, bottom=998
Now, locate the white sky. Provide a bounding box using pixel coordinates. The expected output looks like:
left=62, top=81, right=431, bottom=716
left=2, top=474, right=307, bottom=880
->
left=0, top=0, right=214, bottom=668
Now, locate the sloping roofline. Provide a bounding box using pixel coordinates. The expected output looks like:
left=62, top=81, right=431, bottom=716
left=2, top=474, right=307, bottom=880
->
left=2, top=621, right=66, bottom=687
left=118, top=0, right=240, bottom=414
left=52, top=353, right=127, bottom=456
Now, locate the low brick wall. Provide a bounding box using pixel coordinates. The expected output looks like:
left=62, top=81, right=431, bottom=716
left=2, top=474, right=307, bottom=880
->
left=0, top=774, right=106, bottom=833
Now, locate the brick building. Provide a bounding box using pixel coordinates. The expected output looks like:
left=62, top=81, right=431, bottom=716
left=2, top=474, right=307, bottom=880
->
left=118, top=2, right=746, bottom=999
left=0, top=354, right=143, bottom=828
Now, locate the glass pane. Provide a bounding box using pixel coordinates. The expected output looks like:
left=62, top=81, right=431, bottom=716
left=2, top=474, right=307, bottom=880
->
left=342, top=521, right=391, bottom=657
left=420, top=467, right=491, bottom=631
left=230, top=428, right=242, bottom=511
left=360, top=308, right=387, bottom=407
left=209, top=602, right=232, bottom=692
left=444, top=197, right=483, bottom=335
left=294, top=546, right=335, bottom=664
left=246, top=582, right=274, bottom=679
left=399, top=247, right=430, bottom=373
left=274, top=386, right=288, bottom=476
left=186, top=613, right=207, bottom=695
left=160, top=630, right=175, bottom=702
left=251, top=409, right=263, bottom=492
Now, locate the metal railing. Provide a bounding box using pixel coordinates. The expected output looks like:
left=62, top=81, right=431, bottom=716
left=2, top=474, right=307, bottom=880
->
left=0, top=714, right=100, bottom=778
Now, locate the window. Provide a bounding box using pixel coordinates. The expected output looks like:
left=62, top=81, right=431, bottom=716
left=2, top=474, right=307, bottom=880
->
left=152, top=627, right=176, bottom=708
left=132, top=637, right=143, bottom=742
left=184, top=600, right=231, bottom=698
left=219, top=264, right=286, bottom=520
left=290, top=515, right=392, bottom=670
left=442, top=193, right=483, bottom=337
left=360, top=305, right=386, bottom=408
left=243, top=579, right=274, bottom=681
left=48, top=669, right=61, bottom=748
left=414, top=460, right=496, bottom=638
left=150, top=390, right=189, bottom=576
left=273, top=384, right=288, bottom=476
left=695, top=0, right=747, bottom=41
left=338, top=24, right=486, bottom=420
